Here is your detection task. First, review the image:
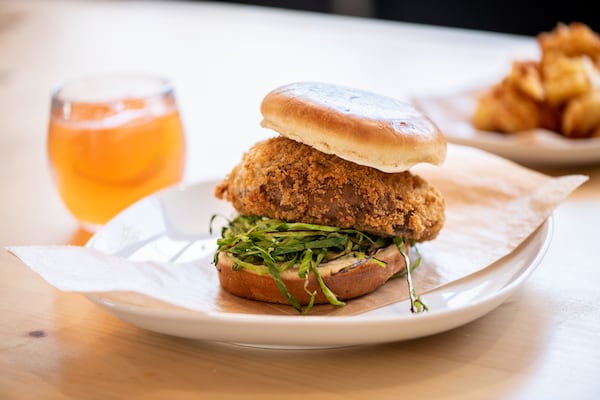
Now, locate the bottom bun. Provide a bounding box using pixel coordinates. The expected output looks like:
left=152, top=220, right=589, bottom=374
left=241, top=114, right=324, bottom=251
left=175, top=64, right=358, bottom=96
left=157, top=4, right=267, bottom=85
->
left=216, top=242, right=409, bottom=305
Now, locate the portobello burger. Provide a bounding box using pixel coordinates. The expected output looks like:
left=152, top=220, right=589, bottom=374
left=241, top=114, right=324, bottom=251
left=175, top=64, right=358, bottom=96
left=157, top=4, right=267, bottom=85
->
left=213, top=82, right=446, bottom=313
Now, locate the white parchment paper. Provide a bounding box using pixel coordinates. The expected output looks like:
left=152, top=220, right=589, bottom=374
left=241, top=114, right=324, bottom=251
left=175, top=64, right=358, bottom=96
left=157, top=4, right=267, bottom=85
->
left=7, top=144, right=588, bottom=316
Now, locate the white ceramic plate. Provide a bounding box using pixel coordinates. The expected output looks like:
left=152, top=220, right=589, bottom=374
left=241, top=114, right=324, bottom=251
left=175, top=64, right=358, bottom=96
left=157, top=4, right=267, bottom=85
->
left=86, top=181, right=552, bottom=348
left=413, top=92, right=600, bottom=166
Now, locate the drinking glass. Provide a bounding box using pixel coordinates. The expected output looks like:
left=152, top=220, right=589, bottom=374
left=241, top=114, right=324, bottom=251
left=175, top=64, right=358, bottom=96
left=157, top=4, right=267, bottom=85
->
left=47, top=74, right=186, bottom=231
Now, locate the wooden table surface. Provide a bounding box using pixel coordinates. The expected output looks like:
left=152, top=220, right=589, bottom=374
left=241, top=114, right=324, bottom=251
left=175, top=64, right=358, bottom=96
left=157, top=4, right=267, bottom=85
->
left=1, top=1, right=599, bottom=398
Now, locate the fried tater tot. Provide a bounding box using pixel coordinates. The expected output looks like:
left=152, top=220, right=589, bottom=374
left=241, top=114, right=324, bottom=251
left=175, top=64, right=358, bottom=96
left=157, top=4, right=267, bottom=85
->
left=562, top=90, right=600, bottom=138
left=542, top=54, right=597, bottom=106
left=538, top=22, right=600, bottom=63
left=472, top=80, right=558, bottom=133
left=507, top=60, right=545, bottom=101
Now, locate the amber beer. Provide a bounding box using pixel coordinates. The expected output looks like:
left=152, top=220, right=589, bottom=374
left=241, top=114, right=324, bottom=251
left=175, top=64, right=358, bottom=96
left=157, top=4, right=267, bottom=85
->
left=47, top=75, right=186, bottom=229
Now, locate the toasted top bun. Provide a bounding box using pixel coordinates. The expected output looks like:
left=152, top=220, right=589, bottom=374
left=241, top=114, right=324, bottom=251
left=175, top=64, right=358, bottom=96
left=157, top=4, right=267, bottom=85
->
left=260, top=81, right=446, bottom=173
left=216, top=242, right=409, bottom=306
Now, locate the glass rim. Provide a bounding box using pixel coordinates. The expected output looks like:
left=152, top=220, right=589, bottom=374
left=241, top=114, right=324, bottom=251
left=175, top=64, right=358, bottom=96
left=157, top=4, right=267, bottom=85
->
left=51, top=73, right=174, bottom=105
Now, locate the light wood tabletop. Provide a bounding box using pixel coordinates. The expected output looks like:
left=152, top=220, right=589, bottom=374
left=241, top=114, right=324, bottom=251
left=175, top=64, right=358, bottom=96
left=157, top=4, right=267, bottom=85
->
left=1, top=1, right=599, bottom=399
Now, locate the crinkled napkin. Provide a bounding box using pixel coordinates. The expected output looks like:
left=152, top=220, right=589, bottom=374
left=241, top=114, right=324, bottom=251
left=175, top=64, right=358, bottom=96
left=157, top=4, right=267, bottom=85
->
left=7, top=144, right=588, bottom=316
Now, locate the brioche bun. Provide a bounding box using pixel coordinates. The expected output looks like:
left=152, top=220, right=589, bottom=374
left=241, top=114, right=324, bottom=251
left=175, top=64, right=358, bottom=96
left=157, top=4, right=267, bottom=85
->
left=214, top=82, right=445, bottom=311
left=216, top=242, right=409, bottom=305
left=260, top=81, right=446, bottom=173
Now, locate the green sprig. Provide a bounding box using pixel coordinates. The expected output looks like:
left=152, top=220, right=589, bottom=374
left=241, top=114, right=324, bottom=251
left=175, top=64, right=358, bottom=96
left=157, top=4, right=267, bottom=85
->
left=394, top=237, right=428, bottom=313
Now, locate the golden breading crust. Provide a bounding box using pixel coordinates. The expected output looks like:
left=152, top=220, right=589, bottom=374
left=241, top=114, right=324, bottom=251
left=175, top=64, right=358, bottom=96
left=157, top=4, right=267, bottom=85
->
left=215, top=137, right=445, bottom=242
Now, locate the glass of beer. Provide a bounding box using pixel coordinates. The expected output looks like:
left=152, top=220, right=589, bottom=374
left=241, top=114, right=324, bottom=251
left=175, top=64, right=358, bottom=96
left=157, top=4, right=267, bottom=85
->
left=47, top=74, right=186, bottom=231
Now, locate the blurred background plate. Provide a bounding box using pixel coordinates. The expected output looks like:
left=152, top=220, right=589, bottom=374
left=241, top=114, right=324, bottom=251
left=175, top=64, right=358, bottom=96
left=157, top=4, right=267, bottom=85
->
left=413, top=92, right=600, bottom=166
